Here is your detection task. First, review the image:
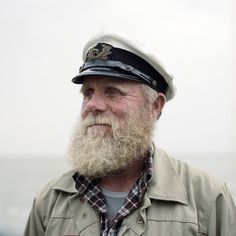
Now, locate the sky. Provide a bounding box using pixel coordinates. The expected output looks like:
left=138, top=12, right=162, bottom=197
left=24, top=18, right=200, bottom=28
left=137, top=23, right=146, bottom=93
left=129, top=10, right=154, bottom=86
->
left=0, top=0, right=235, bottom=158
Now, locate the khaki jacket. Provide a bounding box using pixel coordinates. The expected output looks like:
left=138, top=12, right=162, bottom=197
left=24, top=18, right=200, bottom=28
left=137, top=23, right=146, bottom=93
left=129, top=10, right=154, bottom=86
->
left=24, top=148, right=236, bottom=236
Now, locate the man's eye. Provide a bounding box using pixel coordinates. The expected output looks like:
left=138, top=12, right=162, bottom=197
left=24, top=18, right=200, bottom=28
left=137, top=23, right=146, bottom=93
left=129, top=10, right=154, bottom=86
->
left=83, top=89, right=93, bottom=99
left=106, top=88, right=122, bottom=96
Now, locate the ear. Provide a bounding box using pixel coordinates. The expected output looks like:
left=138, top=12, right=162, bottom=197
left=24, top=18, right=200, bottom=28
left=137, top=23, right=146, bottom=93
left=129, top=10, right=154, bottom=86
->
left=151, top=93, right=166, bottom=119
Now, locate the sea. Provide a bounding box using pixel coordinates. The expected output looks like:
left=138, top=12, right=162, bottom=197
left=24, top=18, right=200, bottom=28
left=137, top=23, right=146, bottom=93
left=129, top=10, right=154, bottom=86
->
left=0, top=154, right=235, bottom=236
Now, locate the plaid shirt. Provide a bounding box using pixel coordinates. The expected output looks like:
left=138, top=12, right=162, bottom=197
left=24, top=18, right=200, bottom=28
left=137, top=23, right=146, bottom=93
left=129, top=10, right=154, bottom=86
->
left=73, top=148, right=153, bottom=236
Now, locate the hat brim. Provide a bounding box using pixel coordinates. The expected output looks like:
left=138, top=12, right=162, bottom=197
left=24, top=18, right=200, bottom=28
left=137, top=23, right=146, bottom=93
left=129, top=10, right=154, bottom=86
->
left=72, top=67, right=143, bottom=84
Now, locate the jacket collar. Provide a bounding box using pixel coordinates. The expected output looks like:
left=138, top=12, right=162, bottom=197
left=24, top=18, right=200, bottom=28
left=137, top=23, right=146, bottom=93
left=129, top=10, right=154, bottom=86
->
left=52, top=145, right=188, bottom=205
left=52, top=169, right=77, bottom=193
left=146, top=145, right=188, bottom=205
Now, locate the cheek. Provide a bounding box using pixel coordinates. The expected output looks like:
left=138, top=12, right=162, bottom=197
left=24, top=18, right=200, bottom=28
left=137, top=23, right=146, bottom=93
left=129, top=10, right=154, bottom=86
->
left=81, top=104, right=88, bottom=119
left=110, top=103, right=136, bottom=119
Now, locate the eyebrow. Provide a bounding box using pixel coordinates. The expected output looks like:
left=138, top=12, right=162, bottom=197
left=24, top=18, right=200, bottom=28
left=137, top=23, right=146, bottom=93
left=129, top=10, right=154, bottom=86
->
left=80, top=85, right=90, bottom=94
left=80, top=83, right=130, bottom=94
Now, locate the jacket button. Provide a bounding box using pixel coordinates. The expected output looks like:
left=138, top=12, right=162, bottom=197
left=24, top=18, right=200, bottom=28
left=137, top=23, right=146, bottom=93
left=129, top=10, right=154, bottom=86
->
left=137, top=217, right=144, bottom=224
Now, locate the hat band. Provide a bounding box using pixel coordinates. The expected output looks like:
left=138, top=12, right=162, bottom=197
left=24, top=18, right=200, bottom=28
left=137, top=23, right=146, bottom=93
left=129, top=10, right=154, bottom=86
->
left=80, top=59, right=155, bottom=85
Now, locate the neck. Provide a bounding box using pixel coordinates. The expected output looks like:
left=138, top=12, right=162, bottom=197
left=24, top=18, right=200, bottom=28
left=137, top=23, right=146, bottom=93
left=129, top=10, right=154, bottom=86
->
left=99, top=158, right=145, bottom=192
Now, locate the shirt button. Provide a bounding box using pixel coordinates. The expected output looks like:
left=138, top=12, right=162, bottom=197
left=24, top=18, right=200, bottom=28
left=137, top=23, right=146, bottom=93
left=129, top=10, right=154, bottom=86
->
left=137, top=217, right=144, bottom=224
left=82, top=213, right=87, bottom=219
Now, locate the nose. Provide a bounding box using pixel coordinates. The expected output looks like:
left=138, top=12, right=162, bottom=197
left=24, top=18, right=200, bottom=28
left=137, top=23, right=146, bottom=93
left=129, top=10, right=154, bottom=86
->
left=83, top=92, right=107, bottom=116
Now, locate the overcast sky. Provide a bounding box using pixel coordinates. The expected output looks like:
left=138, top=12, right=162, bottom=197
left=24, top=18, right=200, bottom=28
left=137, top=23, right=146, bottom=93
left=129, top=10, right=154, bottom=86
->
left=0, top=0, right=235, bottom=158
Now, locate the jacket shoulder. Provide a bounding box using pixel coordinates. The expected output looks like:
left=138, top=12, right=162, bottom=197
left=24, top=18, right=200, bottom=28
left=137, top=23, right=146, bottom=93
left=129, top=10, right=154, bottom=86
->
left=33, top=169, right=76, bottom=225
left=163, top=151, right=226, bottom=233
left=36, top=169, right=76, bottom=200
left=167, top=153, right=225, bottom=198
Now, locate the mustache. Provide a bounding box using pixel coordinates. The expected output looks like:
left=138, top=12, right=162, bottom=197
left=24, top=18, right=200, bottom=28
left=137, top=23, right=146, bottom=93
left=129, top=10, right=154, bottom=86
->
left=82, top=114, right=120, bottom=128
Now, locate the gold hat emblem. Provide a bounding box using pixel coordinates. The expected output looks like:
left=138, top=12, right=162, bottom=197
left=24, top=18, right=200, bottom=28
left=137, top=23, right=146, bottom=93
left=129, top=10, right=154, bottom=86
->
left=86, top=43, right=112, bottom=61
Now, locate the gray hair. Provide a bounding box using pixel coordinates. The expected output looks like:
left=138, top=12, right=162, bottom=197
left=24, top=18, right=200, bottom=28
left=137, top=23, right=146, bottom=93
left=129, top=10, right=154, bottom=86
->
left=140, top=84, right=158, bottom=104
left=140, top=84, right=165, bottom=119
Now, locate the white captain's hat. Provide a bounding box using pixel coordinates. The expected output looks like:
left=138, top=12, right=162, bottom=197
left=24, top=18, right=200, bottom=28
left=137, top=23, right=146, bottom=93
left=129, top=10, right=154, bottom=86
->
left=72, top=29, right=176, bottom=101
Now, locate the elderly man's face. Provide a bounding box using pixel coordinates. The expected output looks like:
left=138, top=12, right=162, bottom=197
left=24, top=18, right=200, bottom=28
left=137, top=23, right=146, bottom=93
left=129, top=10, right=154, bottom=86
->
left=80, top=76, right=148, bottom=135
left=68, top=76, right=160, bottom=177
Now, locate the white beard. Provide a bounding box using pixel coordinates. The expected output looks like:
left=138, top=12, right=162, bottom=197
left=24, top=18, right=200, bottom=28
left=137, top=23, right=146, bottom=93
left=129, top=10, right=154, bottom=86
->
left=67, top=108, right=156, bottom=178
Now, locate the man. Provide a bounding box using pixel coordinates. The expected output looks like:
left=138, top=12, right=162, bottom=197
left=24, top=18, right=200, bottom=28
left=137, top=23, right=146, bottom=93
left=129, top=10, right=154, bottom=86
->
left=24, top=30, right=236, bottom=236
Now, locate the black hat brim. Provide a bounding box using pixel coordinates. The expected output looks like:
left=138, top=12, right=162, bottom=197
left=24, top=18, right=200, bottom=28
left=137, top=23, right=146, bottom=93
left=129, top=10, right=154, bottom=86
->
left=72, top=67, right=142, bottom=84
